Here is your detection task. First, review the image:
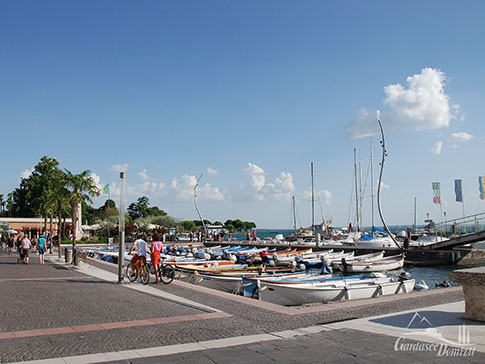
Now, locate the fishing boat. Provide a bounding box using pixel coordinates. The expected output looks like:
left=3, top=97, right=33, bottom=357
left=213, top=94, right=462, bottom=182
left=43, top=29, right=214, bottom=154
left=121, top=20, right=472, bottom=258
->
left=337, top=254, right=404, bottom=273
left=178, top=267, right=303, bottom=293
left=332, top=251, right=384, bottom=271
left=254, top=273, right=415, bottom=306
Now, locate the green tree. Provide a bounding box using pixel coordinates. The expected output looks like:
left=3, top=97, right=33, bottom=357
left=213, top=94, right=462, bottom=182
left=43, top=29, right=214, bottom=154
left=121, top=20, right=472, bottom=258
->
left=65, top=169, right=97, bottom=253
left=127, top=196, right=150, bottom=220
left=182, top=220, right=196, bottom=231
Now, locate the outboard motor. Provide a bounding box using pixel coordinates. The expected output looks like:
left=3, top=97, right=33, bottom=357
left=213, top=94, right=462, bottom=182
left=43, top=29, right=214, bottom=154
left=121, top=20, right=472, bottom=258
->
left=399, top=271, right=411, bottom=281
left=321, top=256, right=333, bottom=274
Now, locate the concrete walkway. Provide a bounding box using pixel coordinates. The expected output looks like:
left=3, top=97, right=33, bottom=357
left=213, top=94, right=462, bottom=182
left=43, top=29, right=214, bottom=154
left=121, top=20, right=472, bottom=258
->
left=1, top=250, right=483, bottom=363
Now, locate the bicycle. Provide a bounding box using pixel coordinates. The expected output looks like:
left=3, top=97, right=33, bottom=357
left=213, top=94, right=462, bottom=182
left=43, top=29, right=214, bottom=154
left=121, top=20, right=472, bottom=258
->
left=155, top=258, right=175, bottom=284
left=126, top=258, right=150, bottom=285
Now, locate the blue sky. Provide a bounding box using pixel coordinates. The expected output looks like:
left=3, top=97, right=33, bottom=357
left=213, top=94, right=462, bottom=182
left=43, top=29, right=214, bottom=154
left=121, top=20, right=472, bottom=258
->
left=2, top=1, right=485, bottom=228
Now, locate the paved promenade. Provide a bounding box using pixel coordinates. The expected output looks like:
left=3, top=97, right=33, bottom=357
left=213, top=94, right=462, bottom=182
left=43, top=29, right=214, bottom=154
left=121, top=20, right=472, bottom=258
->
left=0, top=250, right=484, bottom=363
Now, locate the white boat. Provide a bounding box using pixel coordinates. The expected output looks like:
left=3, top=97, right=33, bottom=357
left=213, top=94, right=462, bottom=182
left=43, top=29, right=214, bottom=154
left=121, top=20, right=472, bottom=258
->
left=332, top=251, right=384, bottom=271
left=337, top=254, right=404, bottom=273
left=409, top=234, right=449, bottom=247
left=256, top=274, right=415, bottom=306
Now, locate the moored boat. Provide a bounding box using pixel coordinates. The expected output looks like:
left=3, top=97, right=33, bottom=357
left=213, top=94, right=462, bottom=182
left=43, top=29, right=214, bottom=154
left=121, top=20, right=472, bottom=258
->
left=255, top=274, right=415, bottom=305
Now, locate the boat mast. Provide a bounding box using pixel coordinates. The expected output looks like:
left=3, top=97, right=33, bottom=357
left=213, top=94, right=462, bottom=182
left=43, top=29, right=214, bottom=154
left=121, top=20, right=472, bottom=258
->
left=292, top=196, right=297, bottom=233
left=194, top=173, right=208, bottom=240
left=376, top=112, right=401, bottom=248
left=413, top=197, right=417, bottom=233
left=311, top=162, right=315, bottom=237
left=353, top=148, right=359, bottom=231
left=359, top=160, right=363, bottom=231
left=371, top=141, right=375, bottom=233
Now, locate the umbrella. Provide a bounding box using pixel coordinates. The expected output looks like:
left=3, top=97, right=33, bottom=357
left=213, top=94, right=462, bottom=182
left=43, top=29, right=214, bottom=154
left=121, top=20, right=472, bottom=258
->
left=8, top=229, right=18, bottom=234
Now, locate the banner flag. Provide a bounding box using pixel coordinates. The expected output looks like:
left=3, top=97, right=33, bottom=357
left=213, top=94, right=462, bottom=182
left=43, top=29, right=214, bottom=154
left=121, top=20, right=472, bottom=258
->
left=455, top=179, right=463, bottom=202
left=479, top=177, right=485, bottom=200
left=432, top=182, right=441, bottom=204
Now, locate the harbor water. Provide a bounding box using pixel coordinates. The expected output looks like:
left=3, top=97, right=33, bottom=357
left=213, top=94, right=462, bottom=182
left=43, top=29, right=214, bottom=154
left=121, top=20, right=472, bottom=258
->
left=247, top=228, right=485, bottom=290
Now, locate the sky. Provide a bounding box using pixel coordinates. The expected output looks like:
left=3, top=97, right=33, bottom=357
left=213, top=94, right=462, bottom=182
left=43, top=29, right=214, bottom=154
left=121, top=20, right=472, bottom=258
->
left=2, top=1, right=485, bottom=228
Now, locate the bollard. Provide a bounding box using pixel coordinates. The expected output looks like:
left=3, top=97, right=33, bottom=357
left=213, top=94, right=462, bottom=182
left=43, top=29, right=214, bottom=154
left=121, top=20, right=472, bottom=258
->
left=65, top=248, right=72, bottom=263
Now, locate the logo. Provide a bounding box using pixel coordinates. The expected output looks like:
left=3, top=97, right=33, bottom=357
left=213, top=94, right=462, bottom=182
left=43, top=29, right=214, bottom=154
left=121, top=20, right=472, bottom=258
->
left=394, top=312, right=476, bottom=357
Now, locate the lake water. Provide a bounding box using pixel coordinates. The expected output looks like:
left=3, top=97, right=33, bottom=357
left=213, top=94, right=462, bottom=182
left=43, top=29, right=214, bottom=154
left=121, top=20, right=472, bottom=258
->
left=248, top=228, right=482, bottom=290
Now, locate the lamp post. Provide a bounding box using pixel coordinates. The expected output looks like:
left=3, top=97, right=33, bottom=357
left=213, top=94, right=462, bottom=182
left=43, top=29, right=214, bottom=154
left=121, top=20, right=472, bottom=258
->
left=118, top=172, right=125, bottom=283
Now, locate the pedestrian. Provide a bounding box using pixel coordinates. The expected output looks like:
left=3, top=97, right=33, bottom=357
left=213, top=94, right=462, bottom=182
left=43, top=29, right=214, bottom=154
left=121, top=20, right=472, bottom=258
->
left=7, top=234, right=14, bottom=255
left=15, top=234, right=23, bottom=262
left=37, top=234, right=47, bottom=264
left=21, top=234, right=32, bottom=264
left=150, top=232, right=163, bottom=283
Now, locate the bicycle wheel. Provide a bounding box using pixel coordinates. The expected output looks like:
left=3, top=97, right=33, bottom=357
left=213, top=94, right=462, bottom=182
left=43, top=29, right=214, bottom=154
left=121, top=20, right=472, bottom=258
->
left=126, top=263, right=137, bottom=282
left=160, top=263, right=175, bottom=284
left=140, top=265, right=150, bottom=285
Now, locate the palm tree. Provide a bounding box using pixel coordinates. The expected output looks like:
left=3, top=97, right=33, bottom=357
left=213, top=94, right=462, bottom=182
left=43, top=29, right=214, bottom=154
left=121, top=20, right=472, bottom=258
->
left=65, top=170, right=97, bottom=255
left=7, top=193, right=13, bottom=217
left=50, top=169, right=69, bottom=257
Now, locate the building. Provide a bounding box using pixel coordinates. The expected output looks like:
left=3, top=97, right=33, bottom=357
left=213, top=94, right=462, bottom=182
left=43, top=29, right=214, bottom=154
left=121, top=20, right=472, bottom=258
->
left=0, top=217, right=73, bottom=237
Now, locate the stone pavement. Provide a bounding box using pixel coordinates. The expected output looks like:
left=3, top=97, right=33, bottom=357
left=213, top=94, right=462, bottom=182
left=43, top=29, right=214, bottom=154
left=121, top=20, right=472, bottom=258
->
left=0, top=249, right=484, bottom=363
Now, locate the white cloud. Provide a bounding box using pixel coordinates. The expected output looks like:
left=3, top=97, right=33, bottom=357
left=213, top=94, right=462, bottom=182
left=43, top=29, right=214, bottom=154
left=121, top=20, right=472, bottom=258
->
left=207, top=168, right=219, bottom=176
left=172, top=174, right=226, bottom=201
left=109, top=163, right=129, bottom=172
left=88, top=172, right=106, bottom=192
left=376, top=179, right=391, bottom=191
left=138, top=169, right=149, bottom=180
left=303, top=189, right=332, bottom=205
left=431, top=141, right=443, bottom=155
left=450, top=132, right=473, bottom=142
left=347, top=68, right=459, bottom=138
left=21, top=168, right=34, bottom=180
left=244, top=163, right=266, bottom=192
left=243, top=163, right=295, bottom=201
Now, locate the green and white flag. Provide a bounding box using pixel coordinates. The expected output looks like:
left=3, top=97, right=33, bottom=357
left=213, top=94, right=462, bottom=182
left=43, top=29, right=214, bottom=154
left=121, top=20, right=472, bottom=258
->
left=432, top=182, right=441, bottom=204
left=97, top=184, right=109, bottom=196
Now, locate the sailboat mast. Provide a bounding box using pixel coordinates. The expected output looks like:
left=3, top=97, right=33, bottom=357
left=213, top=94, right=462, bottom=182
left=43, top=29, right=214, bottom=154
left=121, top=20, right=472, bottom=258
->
left=311, top=162, right=315, bottom=237
left=371, top=141, right=375, bottom=232
left=194, top=173, right=208, bottom=240
left=353, top=148, right=359, bottom=231
left=292, top=196, right=297, bottom=233
left=359, top=160, right=363, bottom=231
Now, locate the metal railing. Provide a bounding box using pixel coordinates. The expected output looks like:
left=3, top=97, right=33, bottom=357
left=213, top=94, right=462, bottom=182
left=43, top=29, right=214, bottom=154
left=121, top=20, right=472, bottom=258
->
left=433, top=212, right=485, bottom=238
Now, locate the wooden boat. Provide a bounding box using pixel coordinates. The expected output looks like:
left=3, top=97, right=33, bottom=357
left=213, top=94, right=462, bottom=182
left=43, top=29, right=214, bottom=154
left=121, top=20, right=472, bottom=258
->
left=332, top=251, right=384, bottom=271
left=180, top=268, right=305, bottom=293
left=255, top=274, right=415, bottom=305
left=337, top=254, right=404, bottom=273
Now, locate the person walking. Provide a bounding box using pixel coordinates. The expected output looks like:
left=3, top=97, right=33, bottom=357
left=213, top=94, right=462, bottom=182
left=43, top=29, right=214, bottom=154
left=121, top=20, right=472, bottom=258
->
left=150, top=232, right=163, bottom=283
left=7, top=234, right=14, bottom=255
left=20, top=235, right=32, bottom=264
left=37, top=235, right=47, bottom=264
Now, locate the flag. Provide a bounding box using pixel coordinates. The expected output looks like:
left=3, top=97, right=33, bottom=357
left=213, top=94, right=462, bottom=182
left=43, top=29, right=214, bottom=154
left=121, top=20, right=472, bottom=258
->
left=97, top=184, right=109, bottom=196
left=479, top=177, right=485, bottom=200
left=432, top=182, right=441, bottom=204
left=454, top=179, right=463, bottom=202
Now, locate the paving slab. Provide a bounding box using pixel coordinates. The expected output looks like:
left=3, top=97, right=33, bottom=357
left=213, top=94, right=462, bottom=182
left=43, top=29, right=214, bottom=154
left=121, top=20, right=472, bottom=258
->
left=1, top=249, right=482, bottom=364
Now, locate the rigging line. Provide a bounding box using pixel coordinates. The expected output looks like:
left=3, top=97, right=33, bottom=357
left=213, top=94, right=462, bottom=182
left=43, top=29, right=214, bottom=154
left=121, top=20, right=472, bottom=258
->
left=313, top=175, right=327, bottom=225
